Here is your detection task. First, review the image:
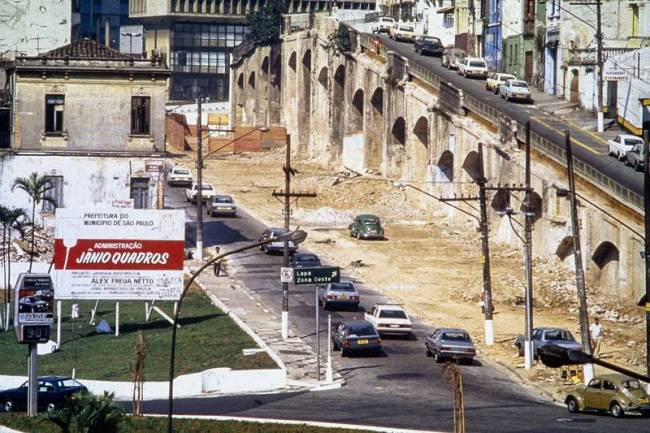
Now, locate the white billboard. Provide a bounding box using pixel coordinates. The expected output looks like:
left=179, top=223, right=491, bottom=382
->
left=54, top=208, right=185, bottom=300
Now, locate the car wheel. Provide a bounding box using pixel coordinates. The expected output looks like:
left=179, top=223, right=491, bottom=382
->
left=434, top=351, right=443, bottom=363
left=340, top=346, right=347, bottom=357
left=635, top=160, right=641, bottom=171
left=426, top=345, right=432, bottom=357
left=3, top=400, right=13, bottom=412
left=617, top=151, right=623, bottom=161
left=610, top=401, right=624, bottom=418
left=505, top=95, right=509, bottom=102
left=47, top=403, right=56, bottom=412
left=566, top=397, right=579, bottom=414
left=375, top=348, right=382, bottom=356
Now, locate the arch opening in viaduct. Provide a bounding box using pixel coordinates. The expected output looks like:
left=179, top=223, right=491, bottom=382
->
left=462, top=150, right=481, bottom=182
left=591, top=241, right=620, bottom=292
left=436, top=150, right=454, bottom=182
left=332, top=64, right=346, bottom=154
left=349, top=89, right=364, bottom=134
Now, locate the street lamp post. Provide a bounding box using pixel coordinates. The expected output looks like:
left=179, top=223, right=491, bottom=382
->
left=167, top=229, right=307, bottom=433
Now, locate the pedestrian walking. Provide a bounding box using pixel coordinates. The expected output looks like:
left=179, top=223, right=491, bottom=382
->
left=589, top=318, right=603, bottom=356
left=374, top=36, right=381, bottom=55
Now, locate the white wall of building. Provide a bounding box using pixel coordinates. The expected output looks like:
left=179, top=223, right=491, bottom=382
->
left=0, top=0, right=71, bottom=58
left=0, top=154, right=164, bottom=225
left=607, top=47, right=650, bottom=133
left=501, top=0, right=522, bottom=39
left=422, top=1, right=455, bottom=47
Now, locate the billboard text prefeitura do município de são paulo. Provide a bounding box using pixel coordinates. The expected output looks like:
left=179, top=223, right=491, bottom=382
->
left=54, top=208, right=185, bottom=300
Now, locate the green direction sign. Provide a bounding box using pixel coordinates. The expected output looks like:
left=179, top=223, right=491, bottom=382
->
left=293, top=267, right=341, bottom=285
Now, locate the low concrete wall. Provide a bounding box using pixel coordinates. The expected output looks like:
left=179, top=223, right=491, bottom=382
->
left=342, top=134, right=365, bottom=173
left=0, top=367, right=285, bottom=400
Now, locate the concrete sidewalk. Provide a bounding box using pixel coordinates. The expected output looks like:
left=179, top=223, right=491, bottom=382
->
left=189, top=262, right=342, bottom=390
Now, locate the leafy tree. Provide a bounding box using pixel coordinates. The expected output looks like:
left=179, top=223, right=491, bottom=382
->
left=0, top=206, right=29, bottom=330
left=246, top=0, right=287, bottom=44
left=12, top=173, right=55, bottom=271
left=323, top=24, right=351, bottom=55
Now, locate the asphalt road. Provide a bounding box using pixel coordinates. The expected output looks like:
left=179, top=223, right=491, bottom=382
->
left=378, top=35, right=644, bottom=199
left=142, top=185, right=650, bottom=432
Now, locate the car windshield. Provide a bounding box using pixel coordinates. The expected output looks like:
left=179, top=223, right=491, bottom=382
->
left=201, top=185, right=213, bottom=190
left=174, top=169, right=190, bottom=175
left=330, top=283, right=355, bottom=292
left=379, top=309, right=408, bottom=319
left=625, top=138, right=643, bottom=146
left=59, top=379, right=83, bottom=388
left=297, top=255, right=319, bottom=263
left=214, top=197, right=233, bottom=203
left=401, top=25, right=414, bottom=31
left=499, top=75, right=515, bottom=81
left=442, top=332, right=470, bottom=341
left=422, top=37, right=440, bottom=43
left=545, top=330, right=572, bottom=341
left=348, top=326, right=376, bottom=336
left=470, top=61, right=486, bottom=67
left=622, top=379, right=641, bottom=390
left=511, top=81, right=528, bottom=88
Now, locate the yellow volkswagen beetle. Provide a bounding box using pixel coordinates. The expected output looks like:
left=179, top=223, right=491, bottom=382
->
left=565, top=374, right=650, bottom=418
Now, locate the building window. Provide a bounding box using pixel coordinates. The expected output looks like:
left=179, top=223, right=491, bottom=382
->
left=630, top=4, right=639, bottom=37
left=42, top=175, right=63, bottom=214
left=130, top=177, right=149, bottom=209
left=131, top=96, right=150, bottom=135
left=45, top=95, right=65, bottom=134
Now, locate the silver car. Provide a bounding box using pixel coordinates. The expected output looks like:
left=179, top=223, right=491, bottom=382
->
left=318, top=282, right=359, bottom=310
left=515, top=327, right=583, bottom=358
left=207, top=195, right=236, bottom=217
left=425, top=328, right=476, bottom=364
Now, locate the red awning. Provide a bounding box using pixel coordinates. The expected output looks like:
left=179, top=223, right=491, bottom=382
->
left=437, top=6, right=455, bottom=13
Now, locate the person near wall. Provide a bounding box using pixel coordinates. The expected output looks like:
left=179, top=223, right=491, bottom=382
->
left=589, top=318, right=603, bottom=356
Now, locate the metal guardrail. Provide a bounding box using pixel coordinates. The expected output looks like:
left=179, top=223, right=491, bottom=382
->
left=356, top=31, right=644, bottom=212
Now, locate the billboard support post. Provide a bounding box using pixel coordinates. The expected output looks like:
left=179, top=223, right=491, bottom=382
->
left=27, top=343, right=37, bottom=416
left=56, top=300, right=62, bottom=348
left=115, top=301, right=120, bottom=337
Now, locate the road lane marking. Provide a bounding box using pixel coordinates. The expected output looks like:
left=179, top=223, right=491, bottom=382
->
left=530, top=117, right=602, bottom=155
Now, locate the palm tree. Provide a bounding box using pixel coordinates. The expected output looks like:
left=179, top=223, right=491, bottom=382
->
left=12, top=173, right=55, bottom=272
left=0, top=206, right=29, bottom=330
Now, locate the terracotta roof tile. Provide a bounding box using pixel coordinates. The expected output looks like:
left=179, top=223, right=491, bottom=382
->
left=41, top=38, right=132, bottom=60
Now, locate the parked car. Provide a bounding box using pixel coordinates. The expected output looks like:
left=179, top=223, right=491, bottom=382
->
left=485, top=72, right=516, bottom=93
left=206, top=195, right=236, bottom=217
left=458, top=57, right=489, bottom=79
left=291, top=252, right=321, bottom=268
left=185, top=182, right=217, bottom=203
left=389, top=23, right=416, bottom=43
left=499, top=79, right=532, bottom=102
left=372, top=16, right=396, bottom=33
left=414, top=36, right=444, bottom=56
left=514, top=327, right=583, bottom=358
left=258, top=228, right=298, bottom=254
left=364, top=304, right=413, bottom=337
left=608, top=134, right=644, bottom=161
left=332, top=320, right=382, bottom=356
left=425, top=328, right=476, bottom=363
left=318, top=281, right=360, bottom=310
left=565, top=374, right=650, bottom=418
left=349, top=214, right=384, bottom=240
left=442, top=48, right=467, bottom=70
left=167, top=167, right=193, bottom=186
left=0, top=376, right=87, bottom=412
left=625, top=143, right=645, bottom=171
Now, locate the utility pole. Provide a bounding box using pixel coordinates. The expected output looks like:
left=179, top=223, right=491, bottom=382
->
left=595, top=0, right=604, bottom=133
left=272, top=137, right=316, bottom=339
left=477, top=142, right=494, bottom=346
left=523, top=121, right=534, bottom=369
left=195, top=97, right=204, bottom=261
left=440, top=142, right=494, bottom=345
left=564, top=130, right=594, bottom=383
left=643, top=129, right=650, bottom=376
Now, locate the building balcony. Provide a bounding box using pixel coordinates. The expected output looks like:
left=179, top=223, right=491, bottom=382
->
left=129, top=0, right=256, bottom=19
left=567, top=47, right=636, bottom=66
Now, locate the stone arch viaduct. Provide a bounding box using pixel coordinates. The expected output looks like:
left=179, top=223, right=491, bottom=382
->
left=230, top=17, right=645, bottom=304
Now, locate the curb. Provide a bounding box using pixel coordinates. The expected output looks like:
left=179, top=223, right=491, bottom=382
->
left=150, top=414, right=446, bottom=433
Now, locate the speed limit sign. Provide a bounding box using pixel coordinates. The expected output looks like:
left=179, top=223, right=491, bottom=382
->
left=280, top=267, right=294, bottom=283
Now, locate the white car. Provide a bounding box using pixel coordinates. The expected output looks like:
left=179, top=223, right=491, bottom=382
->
left=486, top=73, right=516, bottom=93
left=185, top=182, right=216, bottom=203
left=458, top=57, right=488, bottom=79
left=389, top=23, right=416, bottom=43
left=499, top=79, right=532, bottom=102
left=167, top=167, right=193, bottom=186
left=608, top=134, right=644, bottom=161
left=372, top=17, right=396, bottom=33
left=364, top=304, right=413, bottom=337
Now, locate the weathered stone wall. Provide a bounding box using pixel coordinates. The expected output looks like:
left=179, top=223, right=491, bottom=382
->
left=230, top=16, right=645, bottom=304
